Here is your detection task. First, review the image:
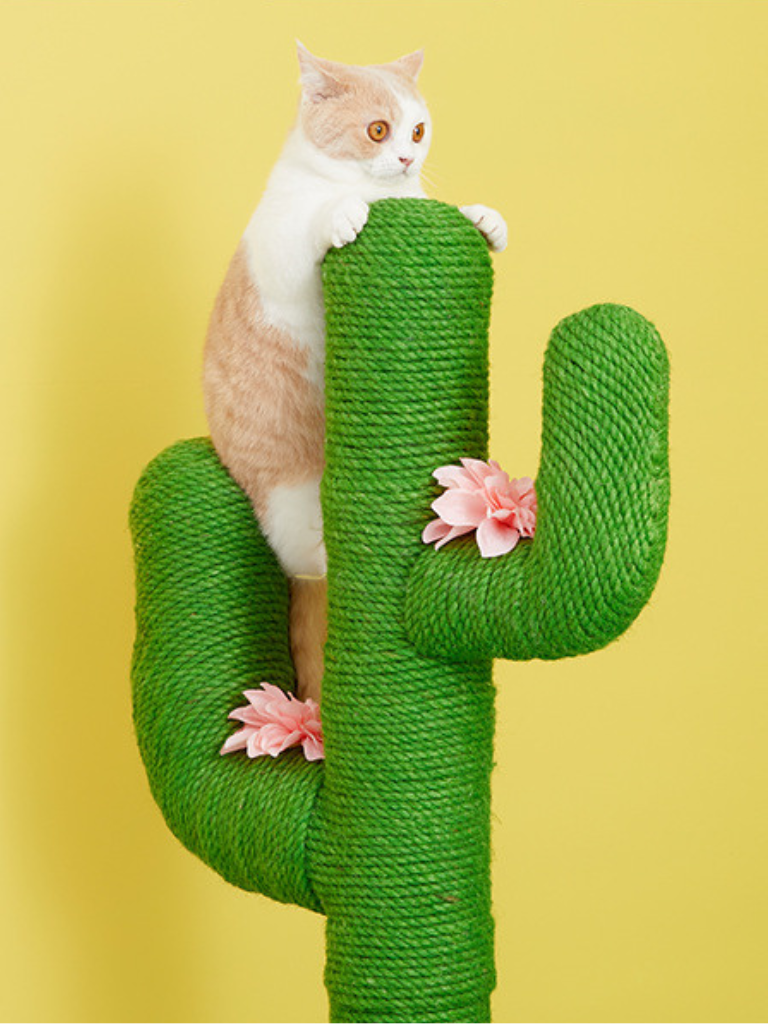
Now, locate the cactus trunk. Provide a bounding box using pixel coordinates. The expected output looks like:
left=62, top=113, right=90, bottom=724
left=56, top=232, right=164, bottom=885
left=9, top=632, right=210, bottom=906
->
left=309, top=200, right=496, bottom=1022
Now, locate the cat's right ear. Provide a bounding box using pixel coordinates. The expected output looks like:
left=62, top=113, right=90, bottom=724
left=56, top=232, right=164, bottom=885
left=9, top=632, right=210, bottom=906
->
left=296, top=41, right=347, bottom=103
left=393, top=49, right=425, bottom=81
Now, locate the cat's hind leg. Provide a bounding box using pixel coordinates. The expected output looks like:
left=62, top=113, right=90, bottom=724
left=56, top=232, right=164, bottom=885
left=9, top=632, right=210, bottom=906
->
left=263, top=475, right=327, bottom=703
left=289, top=577, right=327, bottom=704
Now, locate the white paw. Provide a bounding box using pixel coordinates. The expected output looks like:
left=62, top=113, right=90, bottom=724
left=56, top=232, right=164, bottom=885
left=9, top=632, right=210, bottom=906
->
left=264, top=479, right=327, bottom=578
left=279, top=533, right=327, bottom=579
left=293, top=540, right=327, bottom=580
left=328, top=196, right=370, bottom=249
left=460, top=204, right=508, bottom=253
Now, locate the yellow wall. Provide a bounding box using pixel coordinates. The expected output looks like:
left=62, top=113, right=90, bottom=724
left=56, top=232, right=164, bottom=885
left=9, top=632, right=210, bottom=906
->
left=1, top=2, right=766, bottom=1021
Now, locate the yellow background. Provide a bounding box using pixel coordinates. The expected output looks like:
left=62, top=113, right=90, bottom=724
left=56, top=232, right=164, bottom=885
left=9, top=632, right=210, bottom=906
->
left=1, top=1, right=766, bottom=1021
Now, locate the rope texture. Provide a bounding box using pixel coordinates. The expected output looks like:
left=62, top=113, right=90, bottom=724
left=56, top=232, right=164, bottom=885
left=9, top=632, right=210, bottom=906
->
left=131, top=438, right=323, bottom=911
left=130, top=198, right=669, bottom=1023
left=309, top=200, right=495, bottom=1023
left=404, top=303, right=670, bottom=661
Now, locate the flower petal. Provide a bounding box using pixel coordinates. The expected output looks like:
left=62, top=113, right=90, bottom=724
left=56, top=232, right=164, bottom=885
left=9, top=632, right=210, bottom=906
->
left=423, top=518, right=449, bottom=544
left=434, top=523, right=475, bottom=549
left=220, top=727, right=252, bottom=755
left=476, top=517, right=520, bottom=558
left=484, top=471, right=512, bottom=496
left=247, top=682, right=286, bottom=705
left=424, top=519, right=478, bottom=548
left=302, top=734, right=325, bottom=761
left=433, top=465, right=475, bottom=490
left=432, top=489, right=487, bottom=527
left=229, top=704, right=267, bottom=726
left=252, top=723, right=291, bottom=757
left=515, top=506, right=537, bottom=537
left=510, top=476, right=535, bottom=499
left=491, top=507, right=516, bottom=523
left=459, top=457, right=498, bottom=484
left=246, top=730, right=268, bottom=758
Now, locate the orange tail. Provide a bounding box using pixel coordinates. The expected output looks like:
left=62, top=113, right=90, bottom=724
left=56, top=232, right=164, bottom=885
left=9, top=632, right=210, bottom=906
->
left=289, top=577, right=327, bottom=703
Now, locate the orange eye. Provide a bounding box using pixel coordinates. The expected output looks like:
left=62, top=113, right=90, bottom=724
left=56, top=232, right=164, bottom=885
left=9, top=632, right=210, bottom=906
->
left=412, top=122, right=425, bottom=143
left=367, top=121, right=390, bottom=142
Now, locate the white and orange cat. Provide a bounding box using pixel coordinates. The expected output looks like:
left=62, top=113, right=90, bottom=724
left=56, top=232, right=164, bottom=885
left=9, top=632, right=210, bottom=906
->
left=204, top=44, right=507, bottom=703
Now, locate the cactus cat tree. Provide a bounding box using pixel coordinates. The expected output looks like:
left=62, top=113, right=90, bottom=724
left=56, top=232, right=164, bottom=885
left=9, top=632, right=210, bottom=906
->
left=131, top=199, right=669, bottom=1023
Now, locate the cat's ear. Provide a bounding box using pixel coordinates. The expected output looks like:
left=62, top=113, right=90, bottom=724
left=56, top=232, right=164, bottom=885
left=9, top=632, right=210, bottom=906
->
left=296, top=41, right=348, bottom=103
left=392, top=49, right=425, bottom=82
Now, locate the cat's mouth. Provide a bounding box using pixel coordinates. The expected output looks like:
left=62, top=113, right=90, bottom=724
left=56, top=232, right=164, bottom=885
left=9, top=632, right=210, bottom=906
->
left=393, top=163, right=416, bottom=180
left=367, top=160, right=418, bottom=182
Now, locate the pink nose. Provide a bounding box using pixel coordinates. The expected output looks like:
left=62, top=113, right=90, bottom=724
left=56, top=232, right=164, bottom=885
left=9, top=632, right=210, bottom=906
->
left=399, top=156, right=414, bottom=168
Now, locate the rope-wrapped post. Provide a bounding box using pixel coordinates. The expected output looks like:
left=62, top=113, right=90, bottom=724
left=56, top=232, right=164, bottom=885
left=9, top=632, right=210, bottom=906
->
left=310, top=199, right=496, bottom=1023
left=130, top=198, right=669, bottom=1024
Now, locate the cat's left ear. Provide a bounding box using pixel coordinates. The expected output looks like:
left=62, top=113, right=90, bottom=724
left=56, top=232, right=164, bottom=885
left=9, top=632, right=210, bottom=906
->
left=296, top=41, right=348, bottom=102
left=393, top=49, right=424, bottom=81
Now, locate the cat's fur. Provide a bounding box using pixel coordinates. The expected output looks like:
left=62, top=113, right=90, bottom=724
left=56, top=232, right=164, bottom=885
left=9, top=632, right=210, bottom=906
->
left=204, top=45, right=507, bottom=703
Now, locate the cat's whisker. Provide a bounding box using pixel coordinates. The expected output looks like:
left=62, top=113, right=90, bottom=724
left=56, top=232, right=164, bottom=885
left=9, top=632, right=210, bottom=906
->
left=422, top=161, right=445, bottom=179
left=420, top=165, right=447, bottom=189
left=420, top=173, right=443, bottom=195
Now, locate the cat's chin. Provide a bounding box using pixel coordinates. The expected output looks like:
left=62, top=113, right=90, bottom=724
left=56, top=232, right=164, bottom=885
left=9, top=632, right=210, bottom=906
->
left=365, top=167, right=422, bottom=188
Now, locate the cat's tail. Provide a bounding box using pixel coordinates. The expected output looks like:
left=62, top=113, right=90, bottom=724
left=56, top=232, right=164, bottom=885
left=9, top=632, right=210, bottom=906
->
left=290, top=577, right=327, bottom=703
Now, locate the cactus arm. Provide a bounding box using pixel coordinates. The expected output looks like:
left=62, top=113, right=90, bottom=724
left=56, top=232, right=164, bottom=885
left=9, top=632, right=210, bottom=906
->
left=404, top=303, right=670, bottom=662
left=130, top=437, right=323, bottom=912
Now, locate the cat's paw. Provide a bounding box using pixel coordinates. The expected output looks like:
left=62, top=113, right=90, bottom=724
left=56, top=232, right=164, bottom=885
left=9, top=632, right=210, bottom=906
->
left=264, top=478, right=327, bottom=578
left=328, top=197, right=370, bottom=249
left=295, top=541, right=328, bottom=580
left=460, top=204, right=508, bottom=253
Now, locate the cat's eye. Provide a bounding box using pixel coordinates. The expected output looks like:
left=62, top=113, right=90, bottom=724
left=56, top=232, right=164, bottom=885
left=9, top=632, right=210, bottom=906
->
left=412, top=122, right=425, bottom=143
left=367, top=121, right=390, bottom=143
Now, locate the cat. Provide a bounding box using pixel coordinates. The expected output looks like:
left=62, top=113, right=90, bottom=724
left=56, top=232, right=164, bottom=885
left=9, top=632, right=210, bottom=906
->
left=203, top=43, right=507, bottom=704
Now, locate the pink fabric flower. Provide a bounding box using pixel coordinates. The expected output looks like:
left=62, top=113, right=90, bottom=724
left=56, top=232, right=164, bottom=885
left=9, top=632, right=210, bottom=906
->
left=220, top=683, right=324, bottom=761
left=422, top=457, right=537, bottom=558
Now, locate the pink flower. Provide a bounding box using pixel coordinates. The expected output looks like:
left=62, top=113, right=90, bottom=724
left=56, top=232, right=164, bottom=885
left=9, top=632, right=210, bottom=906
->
left=220, top=683, right=324, bottom=761
left=422, top=457, right=537, bottom=558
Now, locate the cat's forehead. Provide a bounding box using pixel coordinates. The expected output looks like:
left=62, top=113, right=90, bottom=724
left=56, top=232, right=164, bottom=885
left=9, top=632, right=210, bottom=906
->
left=367, top=62, right=423, bottom=102
left=392, top=88, right=427, bottom=127
left=345, top=66, right=424, bottom=118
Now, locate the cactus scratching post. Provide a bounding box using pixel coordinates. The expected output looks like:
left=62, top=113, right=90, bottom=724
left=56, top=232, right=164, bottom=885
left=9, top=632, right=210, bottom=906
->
left=131, top=199, right=669, bottom=1023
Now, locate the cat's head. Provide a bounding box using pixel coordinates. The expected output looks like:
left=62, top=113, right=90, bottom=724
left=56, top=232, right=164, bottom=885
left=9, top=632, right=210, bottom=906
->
left=296, top=43, right=430, bottom=183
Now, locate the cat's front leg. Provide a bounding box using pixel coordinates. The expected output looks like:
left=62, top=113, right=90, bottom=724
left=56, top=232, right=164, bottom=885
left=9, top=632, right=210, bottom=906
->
left=460, top=204, right=508, bottom=253
left=314, top=195, right=370, bottom=253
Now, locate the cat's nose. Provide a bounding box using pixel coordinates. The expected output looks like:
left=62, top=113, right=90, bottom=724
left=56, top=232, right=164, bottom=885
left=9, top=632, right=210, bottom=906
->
left=399, top=156, right=414, bottom=168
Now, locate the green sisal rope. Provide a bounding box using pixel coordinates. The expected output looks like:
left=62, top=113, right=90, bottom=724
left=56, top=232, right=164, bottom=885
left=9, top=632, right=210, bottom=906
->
left=131, top=437, right=322, bottom=911
left=130, top=198, right=669, bottom=1023
left=405, top=302, right=670, bottom=662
